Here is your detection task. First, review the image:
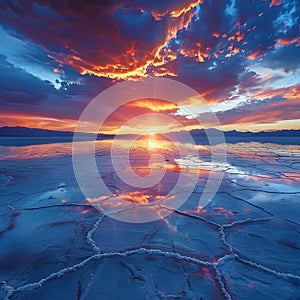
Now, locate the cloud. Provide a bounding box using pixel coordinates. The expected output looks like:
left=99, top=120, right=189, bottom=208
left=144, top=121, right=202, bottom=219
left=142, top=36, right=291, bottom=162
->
left=0, top=0, right=299, bottom=131
left=262, top=44, right=300, bottom=71
left=0, top=54, right=57, bottom=104
left=0, top=53, right=112, bottom=123
left=217, top=93, right=300, bottom=127
left=0, top=0, right=203, bottom=80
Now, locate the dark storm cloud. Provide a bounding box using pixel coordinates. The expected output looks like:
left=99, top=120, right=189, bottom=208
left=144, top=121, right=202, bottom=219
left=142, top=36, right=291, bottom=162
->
left=176, top=54, right=246, bottom=102
left=0, top=54, right=56, bottom=104
left=262, top=44, right=300, bottom=71
left=176, top=0, right=235, bottom=52
left=0, top=53, right=111, bottom=120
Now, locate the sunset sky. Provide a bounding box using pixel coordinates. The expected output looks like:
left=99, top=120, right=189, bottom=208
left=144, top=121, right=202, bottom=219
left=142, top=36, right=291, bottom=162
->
left=0, top=0, right=299, bottom=133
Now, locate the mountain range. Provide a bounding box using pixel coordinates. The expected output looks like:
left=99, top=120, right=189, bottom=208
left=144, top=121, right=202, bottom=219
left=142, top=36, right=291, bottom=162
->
left=0, top=126, right=299, bottom=138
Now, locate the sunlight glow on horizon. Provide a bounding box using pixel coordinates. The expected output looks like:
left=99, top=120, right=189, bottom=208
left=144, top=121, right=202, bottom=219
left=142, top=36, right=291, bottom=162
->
left=148, top=132, right=157, bottom=149
left=0, top=114, right=300, bottom=135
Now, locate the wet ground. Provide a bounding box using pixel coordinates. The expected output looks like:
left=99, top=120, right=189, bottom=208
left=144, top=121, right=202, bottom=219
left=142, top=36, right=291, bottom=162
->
left=0, top=139, right=299, bottom=299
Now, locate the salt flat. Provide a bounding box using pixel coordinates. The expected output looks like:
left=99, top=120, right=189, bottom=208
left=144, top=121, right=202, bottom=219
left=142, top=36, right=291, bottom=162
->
left=0, top=139, right=299, bottom=299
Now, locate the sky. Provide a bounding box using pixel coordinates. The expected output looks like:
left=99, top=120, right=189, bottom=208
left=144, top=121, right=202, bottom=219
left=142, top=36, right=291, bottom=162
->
left=0, top=0, right=299, bottom=133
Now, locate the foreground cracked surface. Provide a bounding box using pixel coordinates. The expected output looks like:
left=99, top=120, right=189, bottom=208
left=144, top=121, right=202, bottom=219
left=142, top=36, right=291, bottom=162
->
left=0, top=140, right=300, bottom=299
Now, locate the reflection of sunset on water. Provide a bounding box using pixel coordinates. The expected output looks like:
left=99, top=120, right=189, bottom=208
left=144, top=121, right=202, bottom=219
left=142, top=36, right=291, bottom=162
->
left=1, top=137, right=300, bottom=298
left=1, top=139, right=300, bottom=223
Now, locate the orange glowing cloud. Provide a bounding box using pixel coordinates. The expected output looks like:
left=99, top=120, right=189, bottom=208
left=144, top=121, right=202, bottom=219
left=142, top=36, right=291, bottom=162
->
left=247, top=50, right=261, bottom=60
left=127, top=99, right=179, bottom=112
left=0, top=113, right=77, bottom=132
left=97, top=98, right=202, bottom=134
left=50, top=1, right=202, bottom=81
left=225, top=47, right=240, bottom=58
left=237, top=110, right=281, bottom=124
left=276, top=37, right=300, bottom=46
left=170, top=0, right=203, bottom=18
left=180, top=46, right=210, bottom=63
left=269, top=0, right=282, bottom=7
left=236, top=32, right=245, bottom=42
left=52, top=67, right=64, bottom=74
left=250, top=84, right=300, bottom=100
left=151, top=11, right=167, bottom=21
left=222, top=97, right=300, bottom=127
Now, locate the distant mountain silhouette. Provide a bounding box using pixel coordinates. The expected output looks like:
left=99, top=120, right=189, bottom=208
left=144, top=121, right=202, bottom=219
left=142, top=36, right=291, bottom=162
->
left=189, top=128, right=300, bottom=137
left=0, top=126, right=114, bottom=139
left=0, top=126, right=299, bottom=138
left=187, top=128, right=300, bottom=145
left=162, top=128, right=299, bottom=145
left=0, top=126, right=299, bottom=146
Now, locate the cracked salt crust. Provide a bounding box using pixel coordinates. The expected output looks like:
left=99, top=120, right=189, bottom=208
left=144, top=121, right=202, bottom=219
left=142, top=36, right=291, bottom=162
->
left=0, top=140, right=300, bottom=299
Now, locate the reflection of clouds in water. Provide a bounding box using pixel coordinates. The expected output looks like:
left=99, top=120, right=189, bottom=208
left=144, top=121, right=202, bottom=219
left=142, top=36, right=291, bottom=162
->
left=2, top=139, right=300, bottom=201
left=176, top=156, right=234, bottom=172
left=176, top=154, right=300, bottom=195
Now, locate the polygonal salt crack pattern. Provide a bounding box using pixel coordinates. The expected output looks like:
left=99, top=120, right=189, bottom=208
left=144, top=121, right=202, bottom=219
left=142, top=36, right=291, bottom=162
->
left=1, top=142, right=300, bottom=299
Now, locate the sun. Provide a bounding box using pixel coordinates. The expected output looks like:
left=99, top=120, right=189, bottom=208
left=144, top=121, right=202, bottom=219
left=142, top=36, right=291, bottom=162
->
left=148, top=132, right=156, bottom=149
